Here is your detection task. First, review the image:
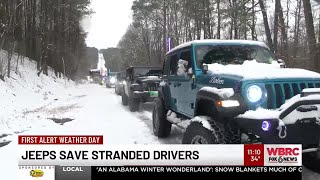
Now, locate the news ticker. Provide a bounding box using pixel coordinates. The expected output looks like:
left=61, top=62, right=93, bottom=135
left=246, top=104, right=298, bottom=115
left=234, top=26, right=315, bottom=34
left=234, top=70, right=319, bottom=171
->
left=19, top=166, right=303, bottom=180
left=18, top=135, right=302, bottom=167
left=17, top=135, right=304, bottom=179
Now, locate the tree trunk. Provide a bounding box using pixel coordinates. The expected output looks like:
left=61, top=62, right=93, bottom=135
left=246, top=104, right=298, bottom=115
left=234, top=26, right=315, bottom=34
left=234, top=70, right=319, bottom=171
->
left=259, top=0, right=274, bottom=51
left=277, top=0, right=289, bottom=61
left=162, top=0, right=167, bottom=59
left=274, top=0, right=279, bottom=55
left=293, top=0, right=302, bottom=58
left=251, top=0, right=256, bottom=40
left=302, top=0, right=318, bottom=71
left=217, top=0, right=221, bottom=39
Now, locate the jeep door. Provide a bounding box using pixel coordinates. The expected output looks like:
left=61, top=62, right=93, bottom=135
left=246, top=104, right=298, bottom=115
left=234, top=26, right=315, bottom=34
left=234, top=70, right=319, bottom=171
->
left=166, top=54, right=179, bottom=112
left=176, top=49, right=196, bottom=117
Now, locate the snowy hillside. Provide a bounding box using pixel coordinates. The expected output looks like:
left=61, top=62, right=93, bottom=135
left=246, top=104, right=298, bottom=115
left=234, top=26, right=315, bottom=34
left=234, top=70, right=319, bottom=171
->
left=0, top=50, right=76, bottom=138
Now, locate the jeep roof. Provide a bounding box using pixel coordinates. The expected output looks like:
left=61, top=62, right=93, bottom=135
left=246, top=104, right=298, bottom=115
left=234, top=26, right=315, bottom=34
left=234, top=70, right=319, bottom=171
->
left=128, top=66, right=162, bottom=69
left=166, top=39, right=269, bottom=55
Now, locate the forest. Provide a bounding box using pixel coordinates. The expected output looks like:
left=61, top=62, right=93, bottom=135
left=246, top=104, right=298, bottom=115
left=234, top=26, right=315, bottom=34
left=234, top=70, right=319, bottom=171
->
left=1, top=0, right=320, bottom=78
left=0, top=0, right=93, bottom=80
left=110, top=0, right=320, bottom=73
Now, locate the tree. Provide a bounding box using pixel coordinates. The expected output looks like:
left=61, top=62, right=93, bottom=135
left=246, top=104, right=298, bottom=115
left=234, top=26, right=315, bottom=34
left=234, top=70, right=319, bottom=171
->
left=0, top=0, right=92, bottom=79
left=302, top=0, right=318, bottom=71
left=259, top=0, right=274, bottom=52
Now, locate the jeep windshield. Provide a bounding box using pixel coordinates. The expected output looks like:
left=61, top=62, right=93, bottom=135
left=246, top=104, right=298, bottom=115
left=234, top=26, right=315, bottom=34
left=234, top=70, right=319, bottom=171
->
left=133, top=68, right=161, bottom=77
left=108, top=72, right=118, bottom=77
left=90, top=70, right=100, bottom=77
left=196, top=45, right=276, bottom=66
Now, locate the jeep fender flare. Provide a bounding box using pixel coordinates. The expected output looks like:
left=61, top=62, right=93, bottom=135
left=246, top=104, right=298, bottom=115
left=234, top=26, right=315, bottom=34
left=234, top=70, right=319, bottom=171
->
left=158, top=85, right=171, bottom=109
left=194, top=89, right=225, bottom=121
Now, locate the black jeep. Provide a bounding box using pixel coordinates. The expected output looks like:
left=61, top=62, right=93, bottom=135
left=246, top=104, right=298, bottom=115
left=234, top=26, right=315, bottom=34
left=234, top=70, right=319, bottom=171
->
left=122, top=66, right=162, bottom=112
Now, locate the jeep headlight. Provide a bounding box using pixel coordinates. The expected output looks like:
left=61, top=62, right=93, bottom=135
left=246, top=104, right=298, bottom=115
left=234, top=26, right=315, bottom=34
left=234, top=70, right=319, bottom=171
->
left=110, top=77, right=116, bottom=84
left=247, top=85, right=262, bottom=103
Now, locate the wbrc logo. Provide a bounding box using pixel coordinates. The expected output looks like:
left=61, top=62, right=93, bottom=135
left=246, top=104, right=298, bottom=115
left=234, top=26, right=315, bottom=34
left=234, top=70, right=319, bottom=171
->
left=267, top=147, right=299, bottom=163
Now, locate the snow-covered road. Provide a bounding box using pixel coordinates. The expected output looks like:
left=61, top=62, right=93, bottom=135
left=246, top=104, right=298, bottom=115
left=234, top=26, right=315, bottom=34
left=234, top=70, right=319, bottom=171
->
left=0, top=83, right=183, bottom=145
left=0, top=83, right=318, bottom=179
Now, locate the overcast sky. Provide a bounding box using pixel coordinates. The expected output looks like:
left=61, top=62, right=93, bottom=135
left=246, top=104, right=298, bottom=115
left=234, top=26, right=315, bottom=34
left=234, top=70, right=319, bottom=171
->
left=83, top=0, right=134, bottom=50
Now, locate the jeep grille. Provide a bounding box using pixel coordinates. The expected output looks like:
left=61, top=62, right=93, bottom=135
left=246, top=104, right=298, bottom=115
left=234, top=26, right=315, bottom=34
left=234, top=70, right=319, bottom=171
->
left=265, top=82, right=320, bottom=109
left=144, top=82, right=159, bottom=91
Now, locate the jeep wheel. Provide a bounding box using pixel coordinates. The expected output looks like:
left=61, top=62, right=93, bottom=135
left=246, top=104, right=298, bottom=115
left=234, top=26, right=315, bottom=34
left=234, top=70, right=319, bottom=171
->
left=115, top=86, right=119, bottom=95
left=129, top=97, right=140, bottom=112
left=224, top=121, right=241, bottom=144
left=153, top=98, right=171, bottom=138
left=182, top=120, right=225, bottom=144
left=121, top=90, right=128, bottom=106
left=302, top=151, right=320, bottom=173
left=116, top=87, right=122, bottom=95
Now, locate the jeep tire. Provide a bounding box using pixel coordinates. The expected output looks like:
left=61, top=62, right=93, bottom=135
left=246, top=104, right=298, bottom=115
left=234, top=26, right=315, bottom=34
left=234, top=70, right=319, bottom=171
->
left=121, top=90, right=128, bottom=106
left=115, top=86, right=120, bottom=95
left=153, top=98, right=171, bottom=138
left=302, top=151, right=320, bottom=173
left=224, top=121, right=241, bottom=144
left=129, top=97, right=140, bottom=112
left=182, top=119, right=226, bottom=144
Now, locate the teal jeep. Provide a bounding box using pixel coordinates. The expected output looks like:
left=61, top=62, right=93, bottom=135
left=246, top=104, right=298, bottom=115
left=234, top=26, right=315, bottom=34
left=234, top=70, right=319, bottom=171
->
left=153, top=40, right=320, bottom=167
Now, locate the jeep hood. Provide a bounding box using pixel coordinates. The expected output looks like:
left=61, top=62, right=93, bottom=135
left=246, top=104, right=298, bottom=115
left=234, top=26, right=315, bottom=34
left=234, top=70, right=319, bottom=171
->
left=207, top=60, right=320, bottom=80
left=136, top=76, right=161, bottom=83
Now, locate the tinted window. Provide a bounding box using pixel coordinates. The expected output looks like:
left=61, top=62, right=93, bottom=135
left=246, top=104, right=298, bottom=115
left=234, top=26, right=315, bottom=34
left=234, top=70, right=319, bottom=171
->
left=180, top=50, right=191, bottom=64
left=163, top=57, right=170, bottom=75
left=195, top=45, right=276, bottom=67
left=169, top=54, right=178, bottom=75
left=180, top=49, right=192, bottom=69
left=133, top=67, right=161, bottom=76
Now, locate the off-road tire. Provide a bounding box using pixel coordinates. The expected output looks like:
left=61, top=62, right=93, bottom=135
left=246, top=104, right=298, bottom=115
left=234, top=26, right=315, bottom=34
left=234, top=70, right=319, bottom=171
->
left=182, top=119, right=226, bottom=144
left=152, top=98, right=171, bottom=138
left=114, top=87, right=121, bottom=96
left=302, top=151, right=320, bottom=173
left=129, top=97, right=140, bottom=112
left=106, top=84, right=111, bottom=88
left=224, top=121, right=241, bottom=144
left=115, top=86, right=120, bottom=95
left=121, top=90, right=128, bottom=106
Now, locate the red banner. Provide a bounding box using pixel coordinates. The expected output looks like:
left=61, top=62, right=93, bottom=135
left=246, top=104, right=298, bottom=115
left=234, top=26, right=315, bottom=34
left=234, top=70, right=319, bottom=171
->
left=18, top=135, right=103, bottom=145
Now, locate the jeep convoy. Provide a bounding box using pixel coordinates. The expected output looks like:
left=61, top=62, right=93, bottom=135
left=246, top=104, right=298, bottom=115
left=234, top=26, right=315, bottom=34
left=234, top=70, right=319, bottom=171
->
left=121, top=66, right=162, bottom=112
left=152, top=39, right=320, bottom=168
left=106, top=39, right=319, bottom=169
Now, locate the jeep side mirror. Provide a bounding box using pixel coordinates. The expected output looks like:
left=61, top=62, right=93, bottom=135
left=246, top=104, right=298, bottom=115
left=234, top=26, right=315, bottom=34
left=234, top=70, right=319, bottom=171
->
left=202, top=64, right=208, bottom=73
left=277, top=59, right=286, bottom=68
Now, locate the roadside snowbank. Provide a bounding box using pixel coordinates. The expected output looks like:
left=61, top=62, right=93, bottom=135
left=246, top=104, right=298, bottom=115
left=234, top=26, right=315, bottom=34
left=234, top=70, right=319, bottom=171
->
left=0, top=50, right=76, bottom=135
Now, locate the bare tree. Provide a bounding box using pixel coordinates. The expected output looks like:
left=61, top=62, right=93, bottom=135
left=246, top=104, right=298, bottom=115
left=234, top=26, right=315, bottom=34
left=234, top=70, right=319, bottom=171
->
left=259, top=0, right=274, bottom=52
left=302, top=0, right=318, bottom=71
